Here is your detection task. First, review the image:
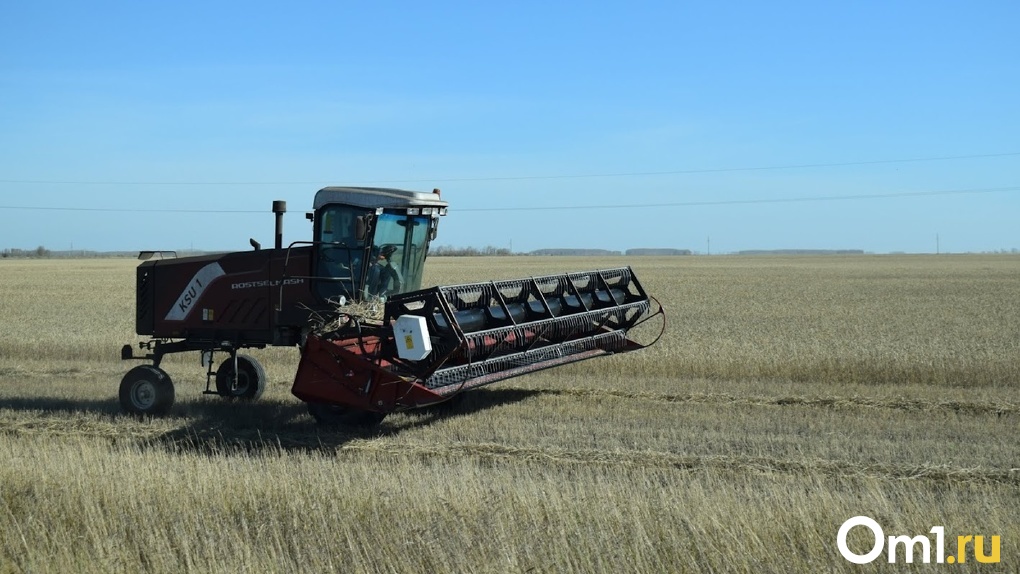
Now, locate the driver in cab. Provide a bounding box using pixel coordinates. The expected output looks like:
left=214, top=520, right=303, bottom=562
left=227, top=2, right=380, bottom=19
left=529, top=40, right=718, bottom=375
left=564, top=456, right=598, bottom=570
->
left=365, top=244, right=402, bottom=299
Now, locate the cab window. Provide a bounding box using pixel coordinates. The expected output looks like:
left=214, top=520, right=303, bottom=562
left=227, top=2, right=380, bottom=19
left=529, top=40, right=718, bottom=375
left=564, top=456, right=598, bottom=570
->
left=314, top=205, right=371, bottom=302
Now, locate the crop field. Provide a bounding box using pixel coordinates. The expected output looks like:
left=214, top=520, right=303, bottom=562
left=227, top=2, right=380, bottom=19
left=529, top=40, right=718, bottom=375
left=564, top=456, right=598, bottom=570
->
left=1, top=254, right=1018, bottom=573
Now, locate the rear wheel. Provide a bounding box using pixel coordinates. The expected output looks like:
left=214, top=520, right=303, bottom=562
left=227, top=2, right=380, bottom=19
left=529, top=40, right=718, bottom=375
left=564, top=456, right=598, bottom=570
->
left=215, top=355, right=266, bottom=400
left=119, top=365, right=175, bottom=416
left=306, top=402, right=386, bottom=428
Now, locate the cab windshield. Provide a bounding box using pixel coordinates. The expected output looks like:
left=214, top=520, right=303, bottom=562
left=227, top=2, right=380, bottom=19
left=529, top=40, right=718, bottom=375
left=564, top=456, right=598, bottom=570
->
left=364, top=212, right=431, bottom=299
left=314, top=207, right=432, bottom=302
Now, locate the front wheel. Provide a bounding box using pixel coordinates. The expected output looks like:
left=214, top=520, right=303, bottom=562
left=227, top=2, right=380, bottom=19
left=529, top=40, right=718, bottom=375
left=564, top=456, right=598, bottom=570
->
left=307, top=402, right=386, bottom=428
left=119, top=365, right=175, bottom=416
left=215, top=355, right=266, bottom=401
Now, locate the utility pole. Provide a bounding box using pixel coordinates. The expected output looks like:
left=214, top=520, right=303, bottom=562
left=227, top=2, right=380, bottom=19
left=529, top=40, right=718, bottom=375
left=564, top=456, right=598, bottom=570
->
left=936, top=233, right=940, bottom=255
left=706, top=236, right=711, bottom=256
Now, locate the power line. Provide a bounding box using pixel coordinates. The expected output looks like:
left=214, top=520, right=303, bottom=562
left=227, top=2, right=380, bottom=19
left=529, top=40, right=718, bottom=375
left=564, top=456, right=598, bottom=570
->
left=456, top=187, right=1020, bottom=212
left=0, top=151, right=1017, bottom=186
left=0, top=206, right=264, bottom=213
left=394, top=152, right=1020, bottom=184
left=0, top=186, right=1016, bottom=214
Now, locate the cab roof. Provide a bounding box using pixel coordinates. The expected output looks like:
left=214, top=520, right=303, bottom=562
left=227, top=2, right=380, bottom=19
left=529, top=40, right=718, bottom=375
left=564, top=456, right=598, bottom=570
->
left=314, top=187, right=449, bottom=211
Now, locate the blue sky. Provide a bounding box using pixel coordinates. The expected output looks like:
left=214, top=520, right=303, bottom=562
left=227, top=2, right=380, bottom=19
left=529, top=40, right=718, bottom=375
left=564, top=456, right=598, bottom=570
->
left=1, top=1, right=1018, bottom=254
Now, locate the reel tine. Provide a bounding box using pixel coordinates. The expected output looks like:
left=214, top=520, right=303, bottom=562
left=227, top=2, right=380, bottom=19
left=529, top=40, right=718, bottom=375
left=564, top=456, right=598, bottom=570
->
left=386, top=267, right=662, bottom=393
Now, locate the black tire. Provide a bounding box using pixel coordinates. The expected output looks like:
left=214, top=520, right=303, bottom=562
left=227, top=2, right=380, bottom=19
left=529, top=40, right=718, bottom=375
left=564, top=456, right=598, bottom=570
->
left=119, top=365, right=175, bottom=416
left=215, top=355, right=267, bottom=401
left=306, top=402, right=386, bottom=428
left=419, top=392, right=466, bottom=415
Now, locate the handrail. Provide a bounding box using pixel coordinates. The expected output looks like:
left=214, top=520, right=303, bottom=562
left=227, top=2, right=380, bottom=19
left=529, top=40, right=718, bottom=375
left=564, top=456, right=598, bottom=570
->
left=276, top=240, right=366, bottom=312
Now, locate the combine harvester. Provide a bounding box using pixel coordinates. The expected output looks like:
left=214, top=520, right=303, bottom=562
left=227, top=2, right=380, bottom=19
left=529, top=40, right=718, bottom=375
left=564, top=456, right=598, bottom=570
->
left=120, top=187, right=664, bottom=425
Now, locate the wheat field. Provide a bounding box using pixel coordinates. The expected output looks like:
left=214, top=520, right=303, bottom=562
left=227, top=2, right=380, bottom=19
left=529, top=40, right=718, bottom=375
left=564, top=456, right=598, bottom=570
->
left=1, top=254, right=1018, bottom=573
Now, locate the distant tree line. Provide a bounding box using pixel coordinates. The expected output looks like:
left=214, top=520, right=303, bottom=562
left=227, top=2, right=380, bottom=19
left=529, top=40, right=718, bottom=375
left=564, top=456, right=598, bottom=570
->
left=1, top=246, right=51, bottom=258
left=531, top=248, right=693, bottom=256
left=1, top=247, right=138, bottom=259
left=736, top=249, right=865, bottom=255
left=530, top=248, right=621, bottom=256
left=625, top=248, right=692, bottom=256
left=430, top=245, right=514, bottom=257
left=6, top=245, right=1015, bottom=260
left=431, top=246, right=695, bottom=257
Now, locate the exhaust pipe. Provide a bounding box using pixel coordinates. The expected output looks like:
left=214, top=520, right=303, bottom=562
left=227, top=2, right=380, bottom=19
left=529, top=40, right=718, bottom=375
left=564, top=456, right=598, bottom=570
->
left=272, top=200, right=287, bottom=250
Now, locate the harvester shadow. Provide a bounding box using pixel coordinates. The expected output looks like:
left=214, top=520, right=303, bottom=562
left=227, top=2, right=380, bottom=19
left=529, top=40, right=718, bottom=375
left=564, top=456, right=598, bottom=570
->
left=0, top=396, right=121, bottom=415
left=143, top=387, right=543, bottom=456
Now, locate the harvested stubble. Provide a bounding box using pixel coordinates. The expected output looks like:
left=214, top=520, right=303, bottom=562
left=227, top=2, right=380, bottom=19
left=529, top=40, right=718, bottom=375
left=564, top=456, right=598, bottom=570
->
left=1, top=254, right=1018, bottom=573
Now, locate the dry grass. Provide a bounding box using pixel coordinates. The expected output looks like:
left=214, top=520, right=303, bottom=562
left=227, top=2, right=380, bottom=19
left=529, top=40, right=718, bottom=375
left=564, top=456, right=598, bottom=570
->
left=1, top=254, right=1018, bottom=572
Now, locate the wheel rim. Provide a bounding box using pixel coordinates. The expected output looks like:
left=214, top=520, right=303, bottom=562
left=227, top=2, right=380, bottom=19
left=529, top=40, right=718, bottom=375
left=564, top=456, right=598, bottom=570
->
left=234, top=373, right=250, bottom=395
left=228, top=371, right=250, bottom=395
left=130, top=380, right=158, bottom=410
